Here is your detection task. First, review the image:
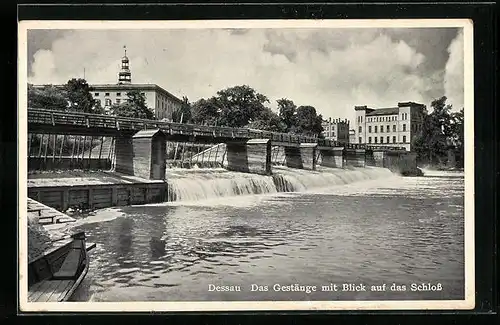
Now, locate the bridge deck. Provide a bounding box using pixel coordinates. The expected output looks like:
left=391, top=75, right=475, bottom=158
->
left=27, top=108, right=406, bottom=151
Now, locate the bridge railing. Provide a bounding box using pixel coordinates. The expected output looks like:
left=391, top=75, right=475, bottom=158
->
left=28, top=108, right=408, bottom=151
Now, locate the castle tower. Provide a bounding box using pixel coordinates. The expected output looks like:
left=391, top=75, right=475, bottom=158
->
left=118, top=46, right=131, bottom=84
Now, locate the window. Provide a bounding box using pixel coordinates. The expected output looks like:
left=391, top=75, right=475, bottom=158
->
left=374, top=126, right=378, bottom=133
left=403, top=124, right=406, bottom=132
left=403, top=135, right=407, bottom=143
left=358, top=126, right=362, bottom=133
left=368, top=137, right=372, bottom=143
left=386, top=125, right=390, bottom=132
left=359, top=137, right=362, bottom=144
left=94, top=93, right=99, bottom=96
left=393, top=136, right=396, bottom=143
left=105, top=93, right=110, bottom=96
left=105, top=98, right=111, bottom=106
left=393, top=125, right=396, bottom=132
left=361, top=116, right=363, bottom=123
left=374, top=137, right=378, bottom=143
left=116, top=93, right=121, bottom=96
left=95, top=99, right=101, bottom=105
left=380, top=137, right=384, bottom=143
left=368, top=126, right=372, bottom=133
left=387, top=136, right=390, bottom=143
left=116, top=99, right=121, bottom=104
left=380, top=125, right=384, bottom=133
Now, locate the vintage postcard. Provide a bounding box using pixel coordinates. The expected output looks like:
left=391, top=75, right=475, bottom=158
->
left=18, top=19, right=474, bottom=312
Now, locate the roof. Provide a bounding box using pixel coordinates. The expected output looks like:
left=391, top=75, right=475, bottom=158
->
left=366, top=107, right=399, bottom=116
left=89, top=83, right=182, bottom=103
left=132, top=129, right=164, bottom=138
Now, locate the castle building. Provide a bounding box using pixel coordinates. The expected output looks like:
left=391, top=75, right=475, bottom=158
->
left=354, top=102, right=426, bottom=151
left=90, top=47, right=182, bottom=121
left=321, top=118, right=350, bottom=142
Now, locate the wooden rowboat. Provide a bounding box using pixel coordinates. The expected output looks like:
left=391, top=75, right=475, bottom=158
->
left=28, top=231, right=95, bottom=302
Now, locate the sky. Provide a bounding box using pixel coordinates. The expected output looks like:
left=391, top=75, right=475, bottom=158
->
left=26, top=27, right=465, bottom=122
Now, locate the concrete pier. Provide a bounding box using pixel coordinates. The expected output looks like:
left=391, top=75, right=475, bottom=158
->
left=284, top=143, right=318, bottom=170
left=226, top=139, right=272, bottom=175
left=115, top=130, right=166, bottom=180
left=344, top=149, right=366, bottom=167
left=319, top=147, right=344, bottom=168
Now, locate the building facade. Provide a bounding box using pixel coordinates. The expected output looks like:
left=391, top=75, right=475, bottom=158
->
left=90, top=84, right=182, bottom=121
left=321, top=118, right=350, bottom=142
left=90, top=49, right=183, bottom=121
left=354, top=102, right=426, bottom=151
left=348, top=129, right=356, bottom=144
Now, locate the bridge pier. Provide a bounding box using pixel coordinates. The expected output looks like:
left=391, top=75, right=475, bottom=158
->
left=114, top=136, right=134, bottom=176
left=225, top=139, right=271, bottom=175
left=365, top=149, right=386, bottom=167
left=115, top=129, right=166, bottom=180
left=284, top=143, right=317, bottom=170
left=344, top=148, right=366, bottom=167
left=319, top=147, right=344, bottom=168
left=384, top=150, right=419, bottom=175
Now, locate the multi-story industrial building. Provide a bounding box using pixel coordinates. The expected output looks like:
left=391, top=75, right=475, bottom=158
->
left=321, top=118, right=350, bottom=142
left=353, top=102, right=426, bottom=151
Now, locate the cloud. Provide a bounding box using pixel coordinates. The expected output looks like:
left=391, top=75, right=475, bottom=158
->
left=444, top=29, right=464, bottom=110
left=27, top=28, right=462, bottom=123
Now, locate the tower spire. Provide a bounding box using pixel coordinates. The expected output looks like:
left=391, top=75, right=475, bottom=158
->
left=118, top=45, right=131, bottom=84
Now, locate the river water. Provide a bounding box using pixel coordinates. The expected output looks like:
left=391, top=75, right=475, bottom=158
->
left=70, top=166, right=465, bottom=302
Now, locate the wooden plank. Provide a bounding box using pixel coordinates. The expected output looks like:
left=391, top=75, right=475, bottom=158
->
left=37, top=280, right=69, bottom=302
left=54, top=280, right=75, bottom=302
left=52, top=249, right=81, bottom=279
left=29, top=280, right=59, bottom=302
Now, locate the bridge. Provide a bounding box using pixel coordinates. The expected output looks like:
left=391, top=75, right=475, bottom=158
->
left=27, top=108, right=417, bottom=178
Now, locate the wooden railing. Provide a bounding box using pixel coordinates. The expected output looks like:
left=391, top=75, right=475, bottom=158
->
left=27, top=108, right=406, bottom=151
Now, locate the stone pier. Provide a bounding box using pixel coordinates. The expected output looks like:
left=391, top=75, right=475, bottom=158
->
left=365, top=149, right=385, bottom=167
left=115, top=129, right=166, bottom=180
left=319, top=147, right=344, bottom=168
left=344, top=148, right=366, bottom=167
left=226, top=139, right=272, bottom=175
left=284, top=143, right=318, bottom=170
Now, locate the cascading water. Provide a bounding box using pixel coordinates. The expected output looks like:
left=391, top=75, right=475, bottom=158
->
left=166, top=166, right=396, bottom=202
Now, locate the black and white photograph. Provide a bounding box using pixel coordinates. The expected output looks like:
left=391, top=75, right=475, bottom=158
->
left=18, top=19, right=474, bottom=311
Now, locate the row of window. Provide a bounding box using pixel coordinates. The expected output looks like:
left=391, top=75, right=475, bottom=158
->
left=364, top=113, right=409, bottom=123
left=361, top=136, right=407, bottom=144
left=367, top=116, right=398, bottom=122
left=96, top=99, right=122, bottom=106
left=358, top=123, right=421, bottom=134
left=94, top=92, right=145, bottom=97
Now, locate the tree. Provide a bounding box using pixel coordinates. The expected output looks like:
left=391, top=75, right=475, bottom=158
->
left=28, top=84, right=68, bottom=110
left=413, top=96, right=458, bottom=166
left=215, top=85, right=270, bottom=127
left=247, top=107, right=286, bottom=132
left=172, top=96, right=192, bottom=123
left=65, top=78, right=96, bottom=113
left=277, top=98, right=297, bottom=132
left=191, top=98, right=221, bottom=125
left=111, top=90, right=154, bottom=119
left=293, top=105, right=324, bottom=137
left=449, top=108, right=464, bottom=167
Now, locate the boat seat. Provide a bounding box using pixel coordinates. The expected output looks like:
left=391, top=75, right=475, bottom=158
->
left=52, top=248, right=82, bottom=280
left=28, top=279, right=73, bottom=302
